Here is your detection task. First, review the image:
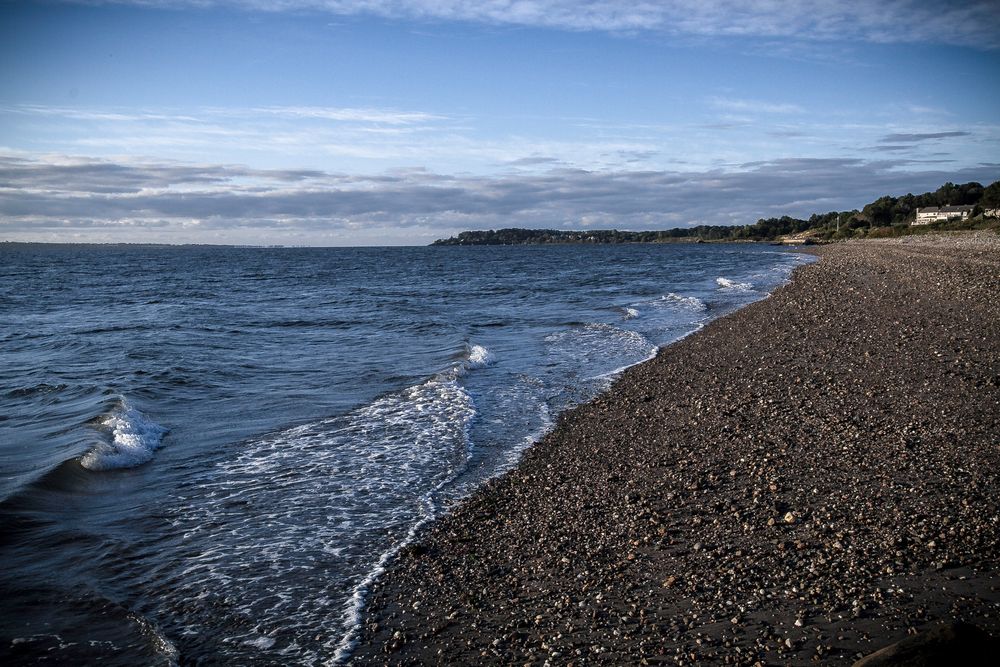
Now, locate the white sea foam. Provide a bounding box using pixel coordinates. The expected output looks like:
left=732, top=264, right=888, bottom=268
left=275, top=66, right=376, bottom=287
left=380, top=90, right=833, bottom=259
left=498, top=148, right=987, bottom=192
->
left=504, top=403, right=553, bottom=469
left=543, top=323, right=659, bottom=387
left=716, top=277, right=754, bottom=291
left=129, top=611, right=180, bottom=664
left=661, top=292, right=708, bottom=311
left=751, top=252, right=816, bottom=286
left=80, top=399, right=168, bottom=471
left=245, top=636, right=276, bottom=650
left=623, top=307, right=640, bottom=320
left=329, top=375, right=477, bottom=664
left=545, top=323, right=656, bottom=364
left=444, top=343, right=494, bottom=379
left=465, top=343, right=493, bottom=369
left=591, top=338, right=660, bottom=382
left=160, top=371, right=477, bottom=665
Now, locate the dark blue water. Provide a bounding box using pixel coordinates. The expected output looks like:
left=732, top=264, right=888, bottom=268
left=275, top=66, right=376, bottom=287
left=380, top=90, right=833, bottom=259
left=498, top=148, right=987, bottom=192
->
left=0, top=242, right=810, bottom=665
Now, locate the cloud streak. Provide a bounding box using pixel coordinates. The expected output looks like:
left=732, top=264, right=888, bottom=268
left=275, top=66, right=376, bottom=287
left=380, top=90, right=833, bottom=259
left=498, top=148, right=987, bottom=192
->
left=2, top=153, right=996, bottom=244
left=2, top=104, right=447, bottom=128
left=880, top=131, right=972, bottom=142
left=244, top=106, right=445, bottom=125
left=709, top=97, right=804, bottom=115
left=92, top=1, right=1000, bottom=48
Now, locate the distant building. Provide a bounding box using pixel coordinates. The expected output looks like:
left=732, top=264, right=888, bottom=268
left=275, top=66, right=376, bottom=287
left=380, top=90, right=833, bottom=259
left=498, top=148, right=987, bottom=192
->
left=985, top=208, right=1000, bottom=219
left=912, top=205, right=975, bottom=225
left=779, top=234, right=817, bottom=245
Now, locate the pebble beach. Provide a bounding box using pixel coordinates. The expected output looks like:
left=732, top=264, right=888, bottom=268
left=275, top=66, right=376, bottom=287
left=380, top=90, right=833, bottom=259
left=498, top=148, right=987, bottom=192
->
left=350, top=233, right=1000, bottom=666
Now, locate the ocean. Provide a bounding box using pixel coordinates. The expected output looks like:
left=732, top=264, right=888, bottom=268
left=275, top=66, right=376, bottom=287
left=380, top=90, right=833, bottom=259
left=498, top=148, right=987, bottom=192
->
left=0, top=242, right=810, bottom=665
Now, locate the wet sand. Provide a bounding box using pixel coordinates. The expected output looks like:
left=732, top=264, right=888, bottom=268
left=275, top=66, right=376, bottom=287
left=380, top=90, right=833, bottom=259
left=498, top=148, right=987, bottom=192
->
left=350, top=233, right=1000, bottom=666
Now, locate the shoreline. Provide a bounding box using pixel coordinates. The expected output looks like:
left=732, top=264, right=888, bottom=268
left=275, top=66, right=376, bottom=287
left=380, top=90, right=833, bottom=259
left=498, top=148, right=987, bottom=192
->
left=332, top=248, right=798, bottom=661
left=350, top=233, right=1000, bottom=665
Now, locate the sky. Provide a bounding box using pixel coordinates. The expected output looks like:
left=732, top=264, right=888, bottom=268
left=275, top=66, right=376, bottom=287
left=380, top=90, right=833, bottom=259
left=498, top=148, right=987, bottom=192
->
left=1, top=1, right=999, bottom=246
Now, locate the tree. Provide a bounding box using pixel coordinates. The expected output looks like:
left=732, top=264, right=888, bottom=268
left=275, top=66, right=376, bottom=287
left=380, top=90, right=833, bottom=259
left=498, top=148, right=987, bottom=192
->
left=934, top=182, right=959, bottom=206
left=862, top=196, right=897, bottom=227
left=982, top=180, right=1000, bottom=209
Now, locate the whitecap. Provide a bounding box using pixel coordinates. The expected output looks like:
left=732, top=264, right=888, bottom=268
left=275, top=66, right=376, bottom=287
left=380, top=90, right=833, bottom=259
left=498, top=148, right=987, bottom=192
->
left=716, top=277, right=754, bottom=291
left=465, top=343, right=493, bottom=369
left=661, top=292, right=708, bottom=311
left=80, top=399, right=168, bottom=471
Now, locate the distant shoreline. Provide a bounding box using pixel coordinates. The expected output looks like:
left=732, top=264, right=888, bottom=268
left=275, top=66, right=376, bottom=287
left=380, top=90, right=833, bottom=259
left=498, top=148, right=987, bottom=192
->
left=351, top=232, right=1000, bottom=665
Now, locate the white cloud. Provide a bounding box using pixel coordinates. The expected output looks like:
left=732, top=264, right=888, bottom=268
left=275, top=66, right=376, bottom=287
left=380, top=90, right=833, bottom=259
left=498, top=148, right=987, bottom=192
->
left=709, top=97, right=805, bottom=115
left=244, top=106, right=446, bottom=125
left=0, top=105, right=204, bottom=123
left=2, top=104, right=446, bottom=127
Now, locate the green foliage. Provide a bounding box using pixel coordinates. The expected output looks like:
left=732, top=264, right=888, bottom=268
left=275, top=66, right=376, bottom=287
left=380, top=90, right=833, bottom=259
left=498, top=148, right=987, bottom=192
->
left=983, top=181, right=1000, bottom=209
left=862, top=196, right=896, bottom=227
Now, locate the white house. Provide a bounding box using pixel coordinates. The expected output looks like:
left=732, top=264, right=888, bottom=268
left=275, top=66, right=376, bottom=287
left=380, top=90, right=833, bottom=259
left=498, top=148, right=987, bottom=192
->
left=912, top=205, right=975, bottom=225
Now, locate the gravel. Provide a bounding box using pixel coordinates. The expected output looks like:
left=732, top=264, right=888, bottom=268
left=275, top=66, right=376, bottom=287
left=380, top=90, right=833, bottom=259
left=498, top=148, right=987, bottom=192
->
left=349, top=232, right=1000, bottom=666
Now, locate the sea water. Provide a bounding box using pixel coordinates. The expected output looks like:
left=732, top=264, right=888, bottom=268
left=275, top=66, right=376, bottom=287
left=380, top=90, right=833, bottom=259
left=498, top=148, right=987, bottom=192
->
left=0, top=242, right=811, bottom=664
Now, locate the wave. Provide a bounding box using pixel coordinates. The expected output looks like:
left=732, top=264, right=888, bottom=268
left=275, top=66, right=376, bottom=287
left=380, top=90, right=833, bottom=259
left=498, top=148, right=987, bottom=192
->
left=442, top=343, right=494, bottom=381
left=716, top=277, right=754, bottom=291
left=661, top=292, right=708, bottom=311
left=751, top=252, right=817, bottom=284
left=157, top=371, right=477, bottom=665
left=4, top=383, right=68, bottom=399
left=546, top=323, right=656, bottom=358
left=622, top=307, right=640, bottom=320
left=543, top=323, right=659, bottom=386
left=80, top=399, right=168, bottom=471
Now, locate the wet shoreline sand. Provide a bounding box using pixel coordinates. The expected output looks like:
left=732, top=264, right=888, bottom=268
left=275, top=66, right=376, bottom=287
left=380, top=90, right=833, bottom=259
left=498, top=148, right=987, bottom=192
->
left=351, top=233, right=1000, bottom=665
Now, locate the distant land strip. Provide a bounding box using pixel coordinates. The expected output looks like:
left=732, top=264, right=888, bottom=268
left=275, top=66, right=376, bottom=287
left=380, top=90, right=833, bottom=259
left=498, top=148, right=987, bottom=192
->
left=432, top=179, right=1000, bottom=245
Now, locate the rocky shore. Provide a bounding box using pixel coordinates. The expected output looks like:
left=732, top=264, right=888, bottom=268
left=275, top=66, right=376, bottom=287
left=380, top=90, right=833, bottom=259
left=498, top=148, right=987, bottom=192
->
left=350, top=233, right=1000, bottom=666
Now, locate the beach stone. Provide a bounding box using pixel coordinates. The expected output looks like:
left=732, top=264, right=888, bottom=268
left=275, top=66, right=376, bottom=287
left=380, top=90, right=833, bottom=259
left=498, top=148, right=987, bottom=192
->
left=350, top=234, right=1000, bottom=666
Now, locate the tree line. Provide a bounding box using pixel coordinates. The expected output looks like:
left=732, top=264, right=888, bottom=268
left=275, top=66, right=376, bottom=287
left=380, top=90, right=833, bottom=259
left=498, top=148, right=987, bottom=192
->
left=431, top=179, right=1000, bottom=245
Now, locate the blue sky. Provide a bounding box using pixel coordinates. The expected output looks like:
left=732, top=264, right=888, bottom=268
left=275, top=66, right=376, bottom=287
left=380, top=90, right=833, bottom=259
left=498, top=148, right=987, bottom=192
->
left=1, top=1, right=999, bottom=245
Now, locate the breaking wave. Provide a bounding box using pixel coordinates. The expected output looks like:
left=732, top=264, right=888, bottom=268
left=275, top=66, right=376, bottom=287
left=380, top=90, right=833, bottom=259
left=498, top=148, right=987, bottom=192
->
left=160, top=351, right=487, bottom=665
left=80, top=399, right=168, bottom=471
left=662, top=292, right=708, bottom=311
left=464, top=343, right=494, bottom=369
left=716, top=277, right=754, bottom=291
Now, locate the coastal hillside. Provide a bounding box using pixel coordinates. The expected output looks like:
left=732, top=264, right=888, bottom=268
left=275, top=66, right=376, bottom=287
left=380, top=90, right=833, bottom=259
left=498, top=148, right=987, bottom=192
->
left=432, top=179, right=1000, bottom=245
